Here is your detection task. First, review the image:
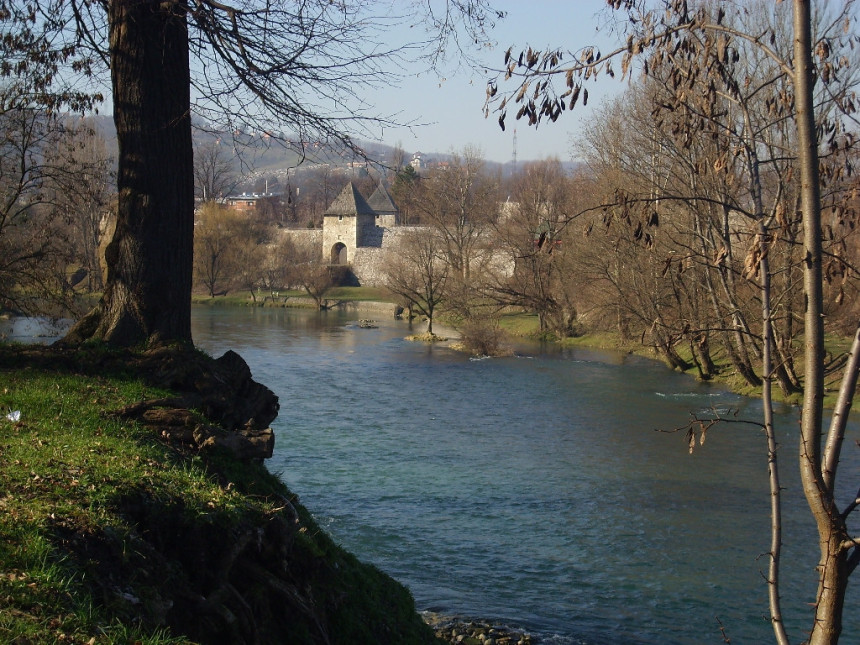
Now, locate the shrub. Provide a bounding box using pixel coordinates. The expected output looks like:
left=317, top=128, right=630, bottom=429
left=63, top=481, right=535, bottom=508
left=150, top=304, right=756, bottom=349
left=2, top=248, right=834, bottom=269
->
left=458, top=317, right=511, bottom=357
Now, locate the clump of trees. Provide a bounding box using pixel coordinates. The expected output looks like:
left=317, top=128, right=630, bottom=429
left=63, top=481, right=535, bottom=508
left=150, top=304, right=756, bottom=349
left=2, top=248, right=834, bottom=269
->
left=282, top=237, right=337, bottom=309
left=191, top=201, right=341, bottom=307
left=384, top=227, right=450, bottom=334
left=384, top=151, right=592, bottom=344
left=193, top=202, right=257, bottom=297
left=486, top=159, right=582, bottom=339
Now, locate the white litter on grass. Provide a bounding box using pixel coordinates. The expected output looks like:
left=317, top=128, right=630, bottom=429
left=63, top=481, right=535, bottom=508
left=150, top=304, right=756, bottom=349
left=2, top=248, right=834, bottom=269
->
left=6, top=410, right=21, bottom=422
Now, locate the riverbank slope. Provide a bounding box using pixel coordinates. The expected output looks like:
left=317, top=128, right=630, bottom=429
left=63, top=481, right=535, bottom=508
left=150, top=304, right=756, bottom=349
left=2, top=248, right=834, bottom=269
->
left=0, top=344, right=439, bottom=644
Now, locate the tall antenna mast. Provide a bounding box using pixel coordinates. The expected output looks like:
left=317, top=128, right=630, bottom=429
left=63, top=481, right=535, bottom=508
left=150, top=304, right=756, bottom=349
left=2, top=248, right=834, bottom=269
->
left=512, top=128, right=518, bottom=173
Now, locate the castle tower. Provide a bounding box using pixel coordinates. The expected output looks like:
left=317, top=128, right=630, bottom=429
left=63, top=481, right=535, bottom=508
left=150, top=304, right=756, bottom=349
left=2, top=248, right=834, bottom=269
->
left=321, top=182, right=376, bottom=264
left=367, top=181, right=400, bottom=228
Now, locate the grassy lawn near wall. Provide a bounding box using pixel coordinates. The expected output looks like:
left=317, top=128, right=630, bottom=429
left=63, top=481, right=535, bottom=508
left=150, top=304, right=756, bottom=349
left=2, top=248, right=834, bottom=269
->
left=324, top=286, right=389, bottom=301
left=191, top=286, right=391, bottom=308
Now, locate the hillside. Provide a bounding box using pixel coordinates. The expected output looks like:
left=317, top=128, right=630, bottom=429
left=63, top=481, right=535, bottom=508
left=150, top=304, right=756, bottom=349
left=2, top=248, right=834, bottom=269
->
left=80, top=115, right=579, bottom=185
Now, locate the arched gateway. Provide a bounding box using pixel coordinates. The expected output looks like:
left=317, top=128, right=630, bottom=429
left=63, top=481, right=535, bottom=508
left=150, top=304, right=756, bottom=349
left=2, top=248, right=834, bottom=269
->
left=331, top=242, right=348, bottom=265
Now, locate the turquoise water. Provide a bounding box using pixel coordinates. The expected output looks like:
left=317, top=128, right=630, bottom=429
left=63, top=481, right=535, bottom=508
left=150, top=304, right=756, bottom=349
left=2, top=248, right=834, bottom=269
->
left=191, top=306, right=859, bottom=645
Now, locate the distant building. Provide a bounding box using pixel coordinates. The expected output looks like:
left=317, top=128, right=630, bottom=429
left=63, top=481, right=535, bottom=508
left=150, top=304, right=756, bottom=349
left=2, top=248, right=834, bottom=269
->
left=409, top=152, right=429, bottom=171
left=277, top=180, right=514, bottom=287
left=313, top=180, right=412, bottom=285
left=224, top=193, right=276, bottom=214
left=367, top=182, right=400, bottom=228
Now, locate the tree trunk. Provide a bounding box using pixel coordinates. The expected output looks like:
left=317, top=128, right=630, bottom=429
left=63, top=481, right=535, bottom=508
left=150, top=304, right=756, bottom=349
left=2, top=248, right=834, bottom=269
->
left=656, top=334, right=690, bottom=371
left=711, top=263, right=762, bottom=386
left=690, top=333, right=715, bottom=381
left=794, top=3, right=851, bottom=643
left=773, top=362, right=799, bottom=397
left=66, top=0, right=194, bottom=347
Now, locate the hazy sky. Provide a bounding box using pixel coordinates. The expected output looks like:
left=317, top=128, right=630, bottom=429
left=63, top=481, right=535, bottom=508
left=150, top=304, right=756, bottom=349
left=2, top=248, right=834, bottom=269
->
left=369, top=0, right=627, bottom=163
left=92, top=0, right=626, bottom=165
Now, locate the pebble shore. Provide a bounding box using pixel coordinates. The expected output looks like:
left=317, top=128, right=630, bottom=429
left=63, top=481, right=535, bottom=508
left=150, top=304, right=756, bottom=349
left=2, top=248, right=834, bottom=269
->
left=423, top=614, right=535, bottom=645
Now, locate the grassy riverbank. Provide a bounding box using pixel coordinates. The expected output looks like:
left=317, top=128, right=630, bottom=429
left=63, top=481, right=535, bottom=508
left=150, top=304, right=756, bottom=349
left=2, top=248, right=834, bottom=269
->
left=496, top=311, right=851, bottom=409
left=0, top=345, right=438, bottom=644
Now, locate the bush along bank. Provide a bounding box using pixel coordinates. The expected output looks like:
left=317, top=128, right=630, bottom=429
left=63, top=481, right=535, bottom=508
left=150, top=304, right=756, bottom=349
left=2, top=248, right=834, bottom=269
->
left=0, top=344, right=439, bottom=644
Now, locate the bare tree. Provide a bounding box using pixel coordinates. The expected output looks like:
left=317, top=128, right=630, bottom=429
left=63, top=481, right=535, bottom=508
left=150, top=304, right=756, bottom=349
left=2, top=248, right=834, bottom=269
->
left=390, top=164, right=421, bottom=225
left=194, top=140, right=237, bottom=201
left=193, top=202, right=246, bottom=297
left=48, top=120, right=114, bottom=294
left=0, top=93, right=78, bottom=313
left=383, top=228, right=449, bottom=334
left=233, top=232, right=268, bottom=304
left=486, top=159, right=580, bottom=337
left=297, top=166, right=345, bottom=229
left=285, top=238, right=334, bottom=310
left=412, top=146, right=499, bottom=322
left=256, top=235, right=294, bottom=296
left=390, top=142, right=407, bottom=173
left=486, top=1, right=860, bottom=643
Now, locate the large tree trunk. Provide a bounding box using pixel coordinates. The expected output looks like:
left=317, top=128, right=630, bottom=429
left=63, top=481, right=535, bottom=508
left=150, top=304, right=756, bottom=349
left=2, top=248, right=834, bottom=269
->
left=66, top=0, right=193, bottom=347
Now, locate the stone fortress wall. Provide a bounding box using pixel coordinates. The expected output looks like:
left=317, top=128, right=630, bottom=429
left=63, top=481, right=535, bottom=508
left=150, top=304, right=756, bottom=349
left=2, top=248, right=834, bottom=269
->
left=278, top=181, right=512, bottom=288
left=350, top=226, right=426, bottom=287
left=279, top=229, right=323, bottom=248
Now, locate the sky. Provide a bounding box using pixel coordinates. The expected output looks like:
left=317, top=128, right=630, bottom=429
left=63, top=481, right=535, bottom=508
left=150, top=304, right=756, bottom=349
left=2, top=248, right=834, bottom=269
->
left=365, top=0, right=627, bottom=163
left=90, top=0, right=627, bottom=165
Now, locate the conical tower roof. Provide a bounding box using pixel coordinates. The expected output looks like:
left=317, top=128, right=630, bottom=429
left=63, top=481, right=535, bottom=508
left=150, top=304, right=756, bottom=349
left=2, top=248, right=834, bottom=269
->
left=367, top=181, right=399, bottom=215
left=324, top=182, right=376, bottom=217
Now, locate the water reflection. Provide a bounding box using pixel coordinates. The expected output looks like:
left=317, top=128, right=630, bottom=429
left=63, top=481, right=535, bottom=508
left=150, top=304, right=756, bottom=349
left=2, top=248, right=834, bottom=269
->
left=0, top=316, right=71, bottom=343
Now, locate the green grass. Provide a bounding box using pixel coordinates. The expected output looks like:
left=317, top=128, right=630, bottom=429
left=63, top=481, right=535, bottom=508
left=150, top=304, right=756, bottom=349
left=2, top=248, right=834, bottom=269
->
left=191, top=292, right=258, bottom=306
left=0, top=351, right=438, bottom=644
left=0, top=370, right=204, bottom=643
left=323, top=286, right=389, bottom=301
left=191, top=286, right=391, bottom=308
left=496, top=312, right=542, bottom=337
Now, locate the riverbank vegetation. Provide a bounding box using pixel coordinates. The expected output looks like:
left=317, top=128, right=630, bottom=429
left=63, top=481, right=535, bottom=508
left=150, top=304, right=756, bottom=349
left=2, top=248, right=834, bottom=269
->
left=0, top=344, right=438, bottom=644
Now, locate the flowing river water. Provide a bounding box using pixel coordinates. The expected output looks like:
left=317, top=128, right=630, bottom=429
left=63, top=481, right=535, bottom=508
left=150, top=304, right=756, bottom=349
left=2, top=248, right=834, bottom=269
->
left=189, top=305, right=859, bottom=645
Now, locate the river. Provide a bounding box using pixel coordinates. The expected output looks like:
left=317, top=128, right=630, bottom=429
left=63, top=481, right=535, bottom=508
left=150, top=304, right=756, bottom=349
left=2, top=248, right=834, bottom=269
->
left=190, top=306, right=858, bottom=645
